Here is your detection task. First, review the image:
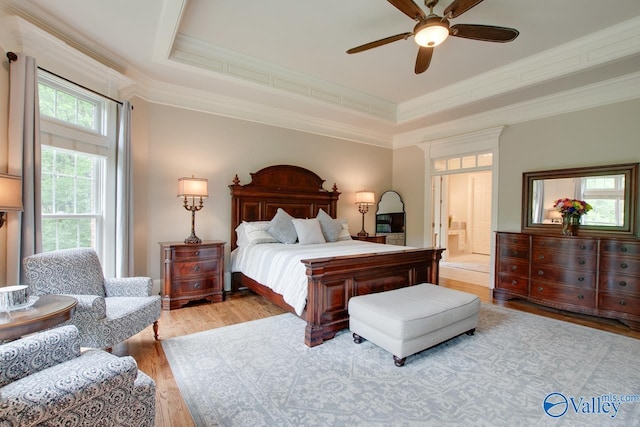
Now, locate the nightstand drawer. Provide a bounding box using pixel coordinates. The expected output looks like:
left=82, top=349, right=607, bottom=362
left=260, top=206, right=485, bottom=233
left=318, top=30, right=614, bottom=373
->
left=173, top=245, right=222, bottom=260
left=172, top=260, right=219, bottom=277
left=170, top=277, right=219, bottom=297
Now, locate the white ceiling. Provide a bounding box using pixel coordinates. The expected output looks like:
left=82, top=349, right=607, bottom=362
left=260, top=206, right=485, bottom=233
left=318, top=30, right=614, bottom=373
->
left=3, top=0, right=640, bottom=147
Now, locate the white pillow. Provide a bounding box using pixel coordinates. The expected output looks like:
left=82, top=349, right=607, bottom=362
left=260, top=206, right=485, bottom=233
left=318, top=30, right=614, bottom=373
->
left=337, top=219, right=352, bottom=241
left=236, top=221, right=278, bottom=246
left=291, top=218, right=326, bottom=245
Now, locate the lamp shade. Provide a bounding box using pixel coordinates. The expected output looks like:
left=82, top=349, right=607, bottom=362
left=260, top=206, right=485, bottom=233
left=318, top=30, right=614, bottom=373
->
left=0, top=174, right=23, bottom=211
left=355, top=191, right=375, bottom=205
left=178, top=176, right=208, bottom=198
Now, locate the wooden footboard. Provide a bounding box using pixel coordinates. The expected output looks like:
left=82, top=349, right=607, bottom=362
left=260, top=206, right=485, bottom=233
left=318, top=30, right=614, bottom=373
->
left=233, top=247, right=444, bottom=347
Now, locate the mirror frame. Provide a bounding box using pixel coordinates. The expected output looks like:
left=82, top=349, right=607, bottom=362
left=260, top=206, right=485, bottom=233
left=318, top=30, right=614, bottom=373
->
left=522, top=163, right=638, bottom=237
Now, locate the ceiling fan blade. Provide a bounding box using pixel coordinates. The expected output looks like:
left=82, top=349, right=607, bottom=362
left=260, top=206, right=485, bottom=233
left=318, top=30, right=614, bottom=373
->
left=450, top=24, right=519, bottom=42
left=387, top=0, right=427, bottom=21
left=415, top=46, right=433, bottom=74
left=347, top=32, right=412, bottom=54
left=443, top=0, right=484, bottom=19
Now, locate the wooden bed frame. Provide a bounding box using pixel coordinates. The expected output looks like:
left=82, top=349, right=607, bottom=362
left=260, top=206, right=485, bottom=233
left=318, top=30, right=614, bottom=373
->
left=229, top=165, right=444, bottom=347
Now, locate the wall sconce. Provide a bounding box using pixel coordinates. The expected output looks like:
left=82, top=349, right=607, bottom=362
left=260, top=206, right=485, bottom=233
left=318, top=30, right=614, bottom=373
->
left=177, top=176, right=208, bottom=244
left=355, top=190, right=375, bottom=237
left=0, top=173, right=23, bottom=229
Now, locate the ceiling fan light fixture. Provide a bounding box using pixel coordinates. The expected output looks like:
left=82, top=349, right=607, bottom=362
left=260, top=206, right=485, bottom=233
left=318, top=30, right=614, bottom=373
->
left=414, top=17, right=450, bottom=47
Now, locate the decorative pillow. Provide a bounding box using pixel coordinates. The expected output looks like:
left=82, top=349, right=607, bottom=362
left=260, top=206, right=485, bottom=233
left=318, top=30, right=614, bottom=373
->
left=236, top=221, right=278, bottom=246
left=267, top=208, right=298, bottom=244
left=337, top=219, right=352, bottom=241
left=316, top=209, right=342, bottom=242
left=292, top=218, right=326, bottom=245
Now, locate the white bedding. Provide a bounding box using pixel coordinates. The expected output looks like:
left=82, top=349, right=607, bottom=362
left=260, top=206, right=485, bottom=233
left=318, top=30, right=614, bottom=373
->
left=230, top=240, right=413, bottom=315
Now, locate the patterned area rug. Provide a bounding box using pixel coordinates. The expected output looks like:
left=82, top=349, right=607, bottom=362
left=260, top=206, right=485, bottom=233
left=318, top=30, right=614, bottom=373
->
left=162, top=305, right=640, bottom=426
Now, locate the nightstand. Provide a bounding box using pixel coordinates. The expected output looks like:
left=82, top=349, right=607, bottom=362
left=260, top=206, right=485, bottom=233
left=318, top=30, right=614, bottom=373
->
left=159, top=240, right=225, bottom=310
left=351, top=235, right=387, bottom=244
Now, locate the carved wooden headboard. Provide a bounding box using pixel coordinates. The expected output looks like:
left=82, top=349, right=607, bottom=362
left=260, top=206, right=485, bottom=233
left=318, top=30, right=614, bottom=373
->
left=228, top=165, right=341, bottom=250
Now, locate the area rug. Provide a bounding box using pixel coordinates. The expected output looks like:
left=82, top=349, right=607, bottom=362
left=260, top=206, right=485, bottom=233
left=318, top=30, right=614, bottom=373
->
left=161, top=305, right=640, bottom=426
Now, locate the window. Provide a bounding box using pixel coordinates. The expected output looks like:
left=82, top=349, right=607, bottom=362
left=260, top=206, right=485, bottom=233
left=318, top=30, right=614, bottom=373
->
left=38, top=71, right=117, bottom=274
left=581, top=175, right=625, bottom=226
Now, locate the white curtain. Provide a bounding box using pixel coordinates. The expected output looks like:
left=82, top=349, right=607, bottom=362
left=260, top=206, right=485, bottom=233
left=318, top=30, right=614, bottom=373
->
left=115, top=100, right=133, bottom=277
left=6, top=53, right=42, bottom=284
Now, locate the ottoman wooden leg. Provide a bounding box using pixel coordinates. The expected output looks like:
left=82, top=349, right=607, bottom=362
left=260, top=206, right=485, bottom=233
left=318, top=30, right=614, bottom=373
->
left=353, top=333, right=364, bottom=344
left=393, top=355, right=406, bottom=367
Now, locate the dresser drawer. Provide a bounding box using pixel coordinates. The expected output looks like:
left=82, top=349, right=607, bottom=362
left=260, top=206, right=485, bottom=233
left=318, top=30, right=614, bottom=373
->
left=531, top=248, right=596, bottom=270
left=533, top=236, right=597, bottom=252
left=601, top=240, right=640, bottom=256
left=599, top=292, right=640, bottom=316
left=172, top=245, right=222, bottom=260
left=497, top=245, right=530, bottom=261
left=496, top=273, right=528, bottom=296
left=497, top=233, right=529, bottom=248
left=530, top=281, right=596, bottom=308
left=497, top=259, right=528, bottom=277
left=532, top=266, right=595, bottom=289
left=600, top=254, right=640, bottom=276
left=599, top=274, right=640, bottom=295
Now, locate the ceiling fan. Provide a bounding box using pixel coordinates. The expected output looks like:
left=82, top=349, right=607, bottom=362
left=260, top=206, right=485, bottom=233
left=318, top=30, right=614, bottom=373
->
left=347, top=0, right=519, bottom=74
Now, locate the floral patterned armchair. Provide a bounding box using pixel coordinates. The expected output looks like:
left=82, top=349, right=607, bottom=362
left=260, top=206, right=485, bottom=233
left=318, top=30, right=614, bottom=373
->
left=23, top=248, right=161, bottom=349
left=0, top=325, right=156, bottom=426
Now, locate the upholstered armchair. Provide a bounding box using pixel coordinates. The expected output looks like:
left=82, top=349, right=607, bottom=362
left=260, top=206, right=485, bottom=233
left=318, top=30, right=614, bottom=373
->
left=0, top=325, right=156, bottom=426
left=23, top=248, right=161, bottom=349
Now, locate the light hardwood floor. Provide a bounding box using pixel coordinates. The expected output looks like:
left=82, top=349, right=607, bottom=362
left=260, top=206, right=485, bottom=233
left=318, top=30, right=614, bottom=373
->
left=115, top=280, right=640, bottom=427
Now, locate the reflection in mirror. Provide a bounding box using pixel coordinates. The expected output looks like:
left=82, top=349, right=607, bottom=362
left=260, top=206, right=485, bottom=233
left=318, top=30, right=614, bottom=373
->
left=376, top=191, right=406, bottom=246
left=522, top=163, right=638, bottom=236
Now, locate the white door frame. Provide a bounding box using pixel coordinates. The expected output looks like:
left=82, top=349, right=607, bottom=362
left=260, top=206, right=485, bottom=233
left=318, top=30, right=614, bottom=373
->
left=419, top=126, right=504, bottom=288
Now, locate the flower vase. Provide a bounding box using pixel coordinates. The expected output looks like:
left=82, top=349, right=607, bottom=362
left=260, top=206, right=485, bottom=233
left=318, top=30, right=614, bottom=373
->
left=561, top=214, right=580, bottom=236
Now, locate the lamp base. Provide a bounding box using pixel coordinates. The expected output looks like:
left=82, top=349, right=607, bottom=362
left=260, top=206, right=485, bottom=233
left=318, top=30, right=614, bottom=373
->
left=184, top=233, right=202, bottom=244
left=357, top=230, right=369, bottom=237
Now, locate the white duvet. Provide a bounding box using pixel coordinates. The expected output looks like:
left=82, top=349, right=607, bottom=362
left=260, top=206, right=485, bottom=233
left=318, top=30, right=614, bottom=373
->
left=230, top=240, right=413, bottom=315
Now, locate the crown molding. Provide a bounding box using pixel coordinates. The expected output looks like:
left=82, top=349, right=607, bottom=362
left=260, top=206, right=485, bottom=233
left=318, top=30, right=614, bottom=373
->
left=394, top=71, right=640, bottom=148
left=398, top=15, right=640, bottom=123
left=125, top=79, right=394, bottom=148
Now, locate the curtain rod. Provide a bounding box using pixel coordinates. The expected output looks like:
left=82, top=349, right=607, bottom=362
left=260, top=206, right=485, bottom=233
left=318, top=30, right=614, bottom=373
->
left=6, top=51, right=128, bottom=108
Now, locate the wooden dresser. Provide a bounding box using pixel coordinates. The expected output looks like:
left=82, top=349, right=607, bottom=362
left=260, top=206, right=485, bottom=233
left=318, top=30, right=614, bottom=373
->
left=159, top=241, right=225, bottom=310
left=495, top=232, right=640, bottom=330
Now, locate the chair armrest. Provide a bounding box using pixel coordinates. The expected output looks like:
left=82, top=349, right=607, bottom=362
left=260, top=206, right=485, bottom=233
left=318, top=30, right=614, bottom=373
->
left=71, top=294, right=107, bottom=319
left=0, top=350, right=139, bottom=426
left=105, top=277, right=153, bottom=297
left=0, top=325, right=80, bottom=387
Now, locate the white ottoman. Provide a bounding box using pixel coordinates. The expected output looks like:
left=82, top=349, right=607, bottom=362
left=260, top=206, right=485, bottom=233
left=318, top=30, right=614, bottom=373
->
left=348, top=283, right=481, bottom=366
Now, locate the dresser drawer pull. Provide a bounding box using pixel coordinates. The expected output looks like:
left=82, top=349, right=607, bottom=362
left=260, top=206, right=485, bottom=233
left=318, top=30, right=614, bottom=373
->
left=619, top=281, right=627, bottom=287
left=511, top=251, right=518, bottom=256
left=621, top=247, right=628, bottom=253
left=579, top=245, right=586, bottom=250
left=618, top=299, right=626, bottom=306
left=578, top=260, right=585, bottom=265
left=577, top=294, right=584, bottom=300
left=537, top=270, right=544, bottom=276
left=537, top=286, right=544, bottom=292
left=511, top=280, right=518, bottom=286
left=194, top=282, right=201, bottom=289
left=194, top=265, right=201, bottom=272
left=195, top=250, right=200, bottom=256
left=620, top=263, right=628, bottom=269
left=578, top=276, right=584, bottom=282
left=538, top=255, right=545, bottom=260
left=511, top=265, right=517, bottom=271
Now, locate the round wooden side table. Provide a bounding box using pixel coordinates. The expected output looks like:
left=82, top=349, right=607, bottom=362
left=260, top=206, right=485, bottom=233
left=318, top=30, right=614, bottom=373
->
left=0, top=294, right=77, bottom=341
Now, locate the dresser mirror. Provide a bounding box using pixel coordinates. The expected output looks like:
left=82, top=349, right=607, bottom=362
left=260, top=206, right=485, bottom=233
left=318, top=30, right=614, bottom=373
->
left=376, top=191, right=406, bottom=245
left=522, top=163, right=638, bottom=236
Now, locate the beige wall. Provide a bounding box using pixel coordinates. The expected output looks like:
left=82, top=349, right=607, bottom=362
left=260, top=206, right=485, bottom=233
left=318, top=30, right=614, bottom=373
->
left=392, top=145, right=425, bottom=247
left=497, top=98, right=640, bottom=234
left=0, top=49, right=10, bottom=284
left=134, top=101, right=392, bottom=286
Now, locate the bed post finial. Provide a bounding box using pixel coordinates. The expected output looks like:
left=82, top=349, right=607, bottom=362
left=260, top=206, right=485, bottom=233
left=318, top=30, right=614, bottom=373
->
left=332, top=183, right=338, bottom=192
left=232, top=174, right=240, bottom=185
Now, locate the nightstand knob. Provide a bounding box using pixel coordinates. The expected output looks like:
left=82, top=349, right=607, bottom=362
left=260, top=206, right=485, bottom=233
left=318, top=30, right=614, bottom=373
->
left=511, top=265, right=517, bottom=271
left=537, top=270, right=544, bottom=276
left=511, top=280, right=517, bottom=286
left=621, top=247, right=628, bottom=252
left=194, top=265, right=201, bottom=272
left=619, top=299, right=626, bottom=306
left=579, top=259, right=585, bottom=265
left=538, top=255, right=545, bottom=260
left=579, top=245, right=586, bottom=250
left=194, top=282, right=201, bottom=289
left=619, top=281, right=627, bottom=287
left=578, top=276, right=584, bottom=281
left=538, top=286, right=543, bottom=292
left=620, top=263, right=628, bottom=269
left=195, top=251, right=200, bottom=256
left=577, top=294, right=584, bottom=300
